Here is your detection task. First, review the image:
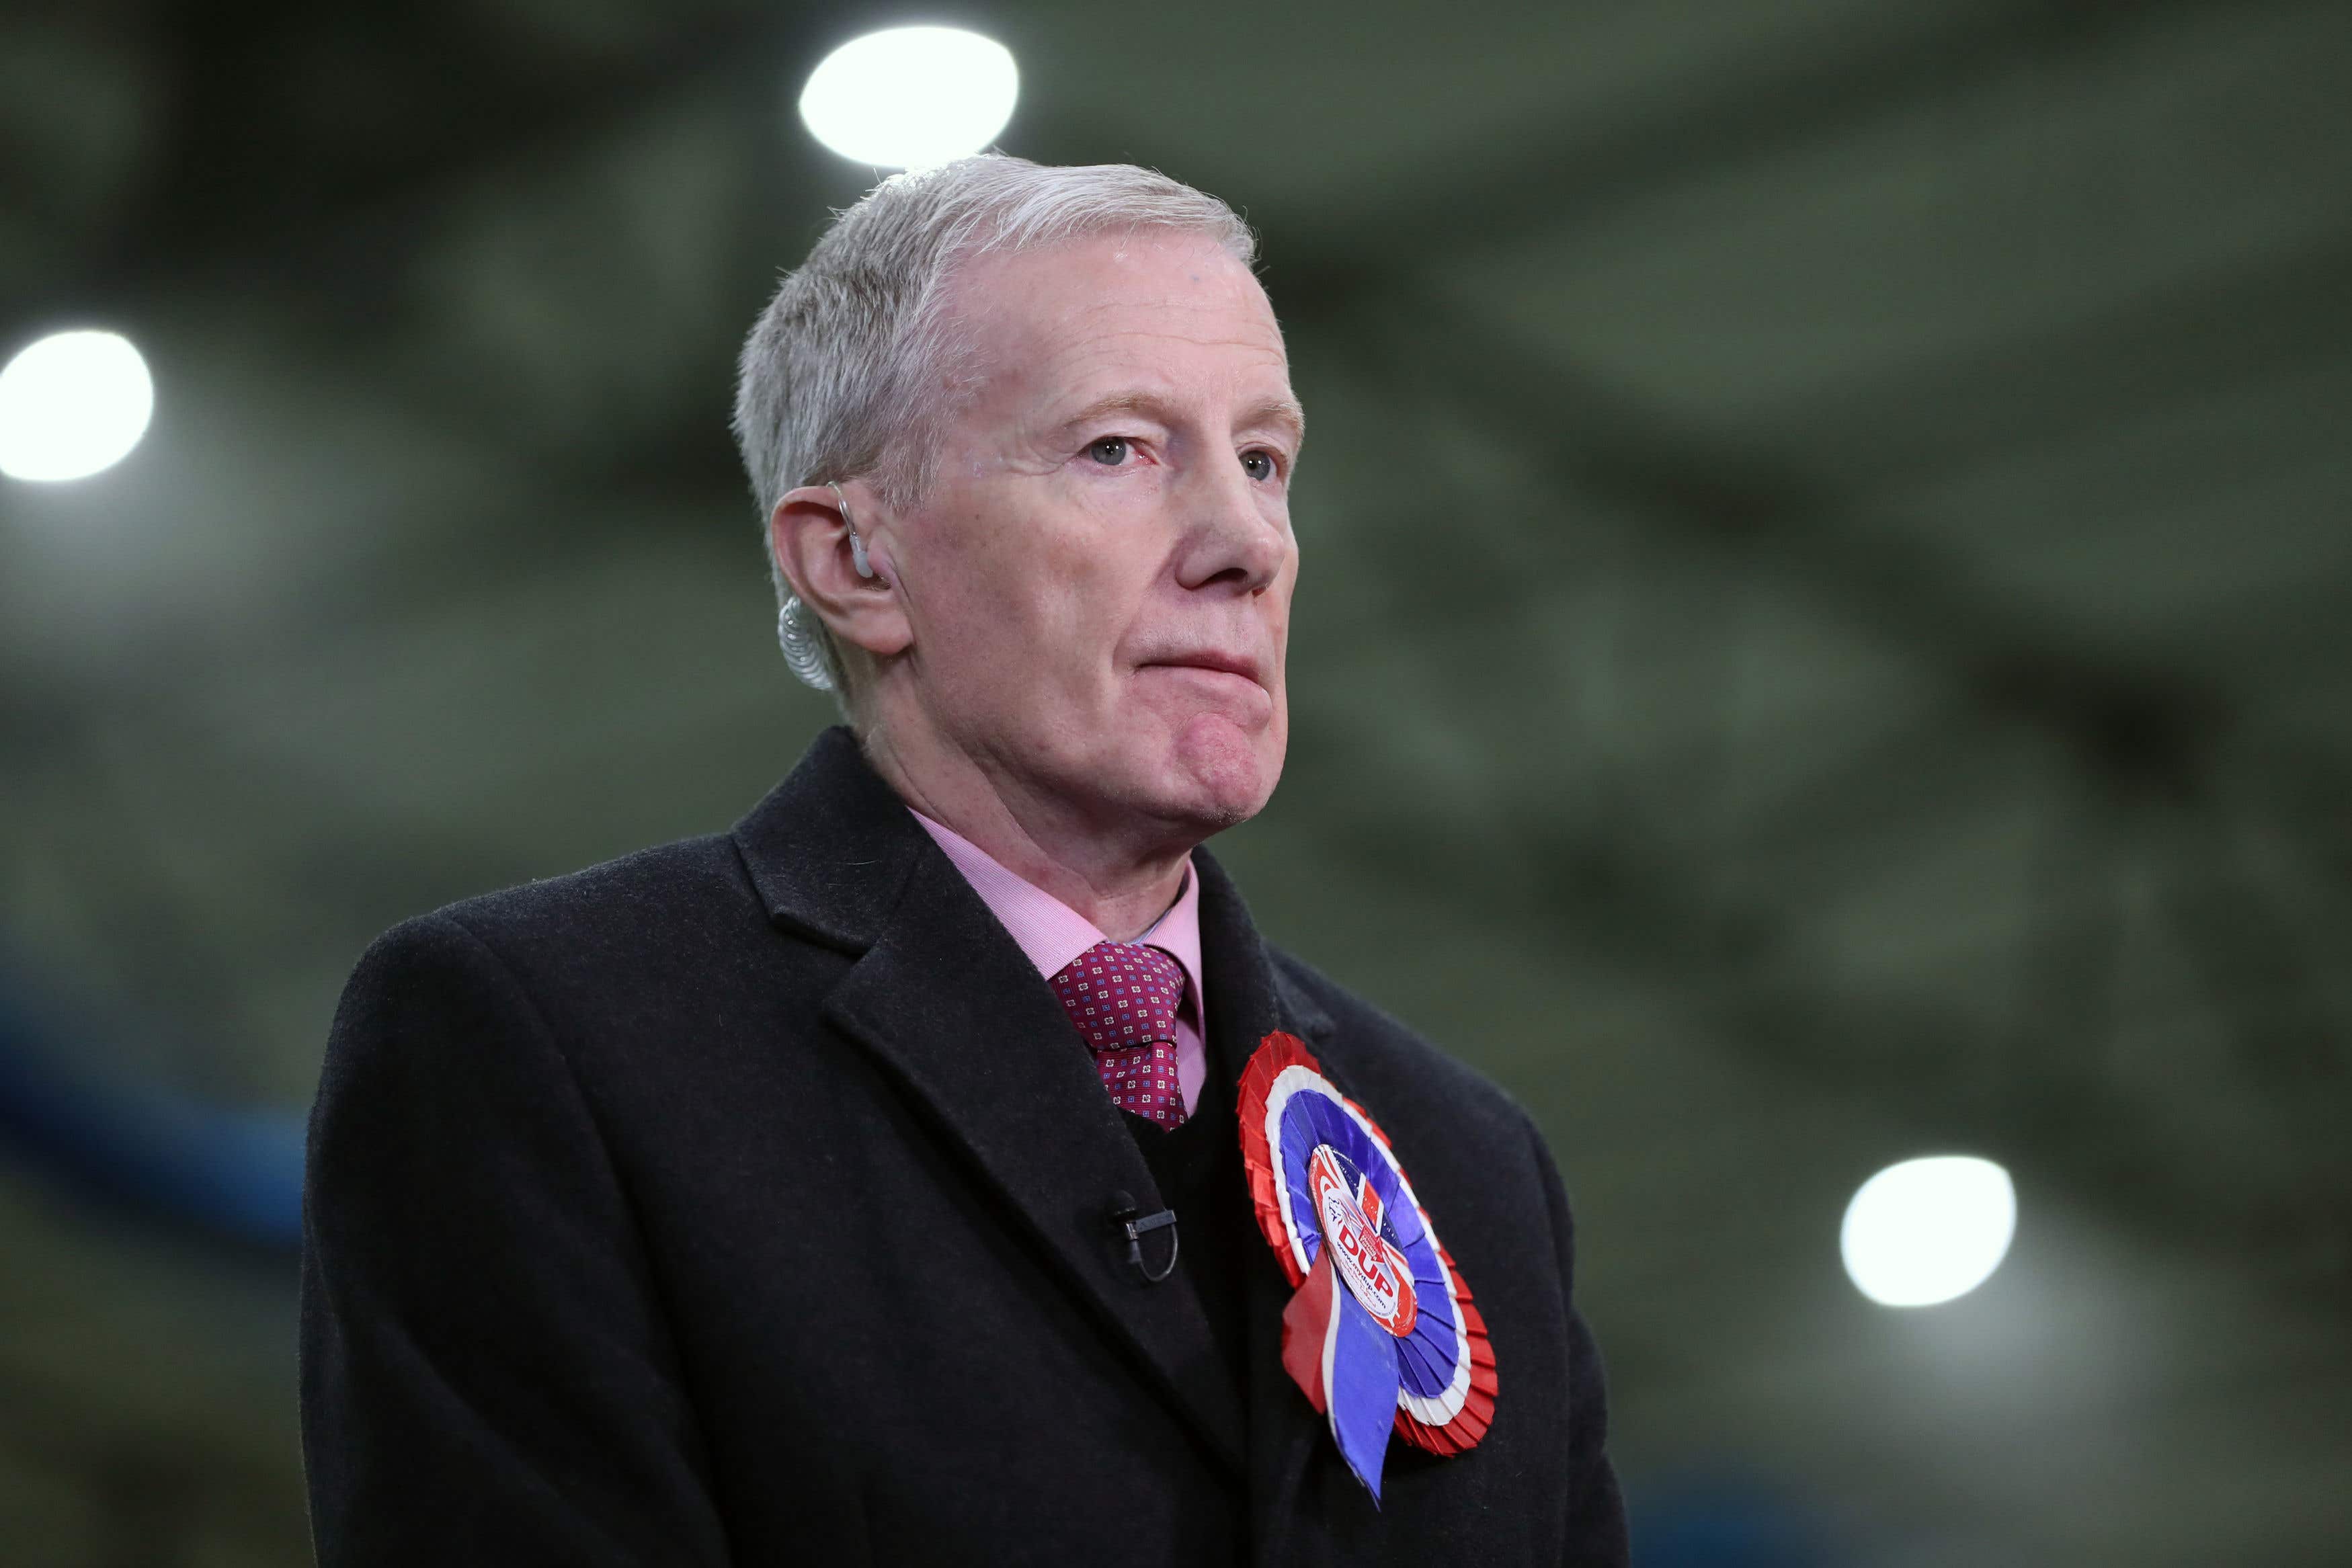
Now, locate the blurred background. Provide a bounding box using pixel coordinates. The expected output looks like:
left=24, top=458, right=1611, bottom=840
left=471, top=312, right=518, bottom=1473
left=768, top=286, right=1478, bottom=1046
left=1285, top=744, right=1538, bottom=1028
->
left=3, top=1, right=2349, bottom=1562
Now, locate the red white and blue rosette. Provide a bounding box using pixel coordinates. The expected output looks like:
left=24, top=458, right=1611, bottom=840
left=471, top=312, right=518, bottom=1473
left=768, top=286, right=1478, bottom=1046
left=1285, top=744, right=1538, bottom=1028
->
left=1238, top=1032, right=1496, bottom=1500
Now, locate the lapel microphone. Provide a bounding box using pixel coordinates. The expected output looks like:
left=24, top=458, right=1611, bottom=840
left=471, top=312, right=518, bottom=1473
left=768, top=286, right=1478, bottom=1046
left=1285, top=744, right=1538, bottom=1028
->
left=1108, top=1190, right=1180, bottom=1284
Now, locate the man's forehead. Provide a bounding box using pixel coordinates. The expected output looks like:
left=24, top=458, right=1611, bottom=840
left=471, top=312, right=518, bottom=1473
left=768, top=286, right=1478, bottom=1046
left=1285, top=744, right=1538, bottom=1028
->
left=942, top=235, right=1293, bottom=426
left=952, top=233, right=1280, bottom=349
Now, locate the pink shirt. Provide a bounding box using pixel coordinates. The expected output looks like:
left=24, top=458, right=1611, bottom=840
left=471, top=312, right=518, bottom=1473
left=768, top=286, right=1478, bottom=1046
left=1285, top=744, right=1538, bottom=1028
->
left=910, top=810, right=1208, bottom=1116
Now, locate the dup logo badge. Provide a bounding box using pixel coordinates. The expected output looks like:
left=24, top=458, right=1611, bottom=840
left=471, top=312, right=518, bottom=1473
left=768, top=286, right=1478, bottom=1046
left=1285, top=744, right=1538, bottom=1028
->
left=1238, top=1032, right=1497, bottom=1501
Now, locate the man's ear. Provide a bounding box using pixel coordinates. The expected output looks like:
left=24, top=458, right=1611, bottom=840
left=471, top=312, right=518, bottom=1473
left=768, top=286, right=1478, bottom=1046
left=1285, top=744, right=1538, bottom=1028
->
left=769, top=482, right=911, bottom=661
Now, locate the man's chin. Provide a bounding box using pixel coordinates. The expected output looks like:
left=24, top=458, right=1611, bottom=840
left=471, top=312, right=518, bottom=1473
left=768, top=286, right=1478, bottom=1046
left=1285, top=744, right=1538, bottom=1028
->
left=1154, top=715, right=1283, bottom=831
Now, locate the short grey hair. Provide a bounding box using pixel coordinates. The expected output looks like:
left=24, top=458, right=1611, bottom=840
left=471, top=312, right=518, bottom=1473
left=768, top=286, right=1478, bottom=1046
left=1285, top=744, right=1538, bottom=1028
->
left=731, top=154, right=1257, bottom=693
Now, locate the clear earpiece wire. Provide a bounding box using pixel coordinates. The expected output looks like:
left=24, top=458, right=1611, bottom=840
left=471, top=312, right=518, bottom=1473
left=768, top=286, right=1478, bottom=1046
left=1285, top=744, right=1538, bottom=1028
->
left=775, top=596, right=836, bottom=691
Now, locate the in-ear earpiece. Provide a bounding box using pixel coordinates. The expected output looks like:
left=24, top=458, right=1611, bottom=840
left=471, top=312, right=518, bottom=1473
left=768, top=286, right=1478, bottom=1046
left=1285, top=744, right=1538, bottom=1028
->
left=828, top=481, right=877, bottom=580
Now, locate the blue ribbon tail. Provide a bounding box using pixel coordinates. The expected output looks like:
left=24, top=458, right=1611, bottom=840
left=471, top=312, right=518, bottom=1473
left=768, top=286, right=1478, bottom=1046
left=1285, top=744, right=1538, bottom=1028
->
left=1326, top=1284, right=1402, bottom=1504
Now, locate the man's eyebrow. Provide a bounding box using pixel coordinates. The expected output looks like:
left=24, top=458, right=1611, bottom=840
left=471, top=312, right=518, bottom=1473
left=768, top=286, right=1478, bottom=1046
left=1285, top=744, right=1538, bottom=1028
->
left=1244, top=396, right=1307, bottom=448
left=1053, top=390, right=1307, bottom=446
left=1053, top=390, right=1170, bottom=431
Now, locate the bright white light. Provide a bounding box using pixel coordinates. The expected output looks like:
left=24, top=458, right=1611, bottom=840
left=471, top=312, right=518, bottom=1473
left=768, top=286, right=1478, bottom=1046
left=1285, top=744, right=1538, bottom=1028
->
left=1840, top=1155, right=2016, bottom=1308
left=798, top=27, right=1018, bottom=171
left=0, top=329, right=155, bottom=482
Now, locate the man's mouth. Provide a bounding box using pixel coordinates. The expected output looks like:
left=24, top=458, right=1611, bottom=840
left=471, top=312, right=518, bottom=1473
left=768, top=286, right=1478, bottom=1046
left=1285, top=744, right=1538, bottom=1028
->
left=1140, top=650, right=1266, bottom=688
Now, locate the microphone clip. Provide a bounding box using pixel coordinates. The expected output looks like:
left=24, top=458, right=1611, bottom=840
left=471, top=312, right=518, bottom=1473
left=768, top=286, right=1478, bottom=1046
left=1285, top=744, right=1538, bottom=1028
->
left=1108, top=1191, right=1180, bottom=1284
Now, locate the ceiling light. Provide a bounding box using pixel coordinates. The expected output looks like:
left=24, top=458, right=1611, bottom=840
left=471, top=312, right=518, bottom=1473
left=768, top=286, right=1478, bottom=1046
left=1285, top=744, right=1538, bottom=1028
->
left=798, top=26, right=1018, bottom=171
left=0, top=329, right=155, bottom=483
left=1840, top=1155, right=2016, bottom=1308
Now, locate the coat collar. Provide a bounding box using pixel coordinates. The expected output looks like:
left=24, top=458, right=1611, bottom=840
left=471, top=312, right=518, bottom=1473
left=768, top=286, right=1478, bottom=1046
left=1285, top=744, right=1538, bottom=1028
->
left=729, top=725, right=1330, bottom=1036
left=738, top=729, right=1345, bottom=1476
left=730, top=725, right=924, bottom=953
left=731, top=727, right=1339, bottom=1525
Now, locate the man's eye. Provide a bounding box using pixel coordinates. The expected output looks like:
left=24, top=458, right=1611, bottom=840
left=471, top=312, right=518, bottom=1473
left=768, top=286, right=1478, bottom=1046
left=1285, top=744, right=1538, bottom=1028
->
left=1088, top=437, right=1131, bottom=466
left=1241, top=449, right=1279, bottom=482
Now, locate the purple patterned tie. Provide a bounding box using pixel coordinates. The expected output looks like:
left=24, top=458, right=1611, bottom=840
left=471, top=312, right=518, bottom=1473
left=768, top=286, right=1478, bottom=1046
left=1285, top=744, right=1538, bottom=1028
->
left=1049, top=940, right=1190, bottom=1129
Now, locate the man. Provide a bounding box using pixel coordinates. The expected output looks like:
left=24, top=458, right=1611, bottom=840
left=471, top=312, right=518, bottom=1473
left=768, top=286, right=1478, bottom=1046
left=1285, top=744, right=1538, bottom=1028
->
left=300, top=155, right=1625, bottom=1565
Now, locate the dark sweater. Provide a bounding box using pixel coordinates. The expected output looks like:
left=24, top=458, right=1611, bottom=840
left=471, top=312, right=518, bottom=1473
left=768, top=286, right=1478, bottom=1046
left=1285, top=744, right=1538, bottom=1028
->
left=1124, top=1034, right=1256, bottom=1411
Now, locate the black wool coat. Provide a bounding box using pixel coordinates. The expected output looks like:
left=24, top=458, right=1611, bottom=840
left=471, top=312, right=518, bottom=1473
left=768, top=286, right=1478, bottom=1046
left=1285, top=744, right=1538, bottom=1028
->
left=299, top=727, right=1627, bottom=1567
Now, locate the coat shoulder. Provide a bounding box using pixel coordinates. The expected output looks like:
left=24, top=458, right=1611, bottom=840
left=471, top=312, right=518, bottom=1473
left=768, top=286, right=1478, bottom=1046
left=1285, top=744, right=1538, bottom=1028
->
left=418, top=841, right=757, bottom=964
left=349, top=832, right=782, bottom=1028
left=333, top=829, right=828, bottom=1102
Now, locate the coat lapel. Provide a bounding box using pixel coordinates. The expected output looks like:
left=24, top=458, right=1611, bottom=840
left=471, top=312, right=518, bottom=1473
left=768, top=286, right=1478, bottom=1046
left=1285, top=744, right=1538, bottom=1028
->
left=732, top=729, right=1247, bottom=1473
left=1192, top=850, right=1340, bottom=1568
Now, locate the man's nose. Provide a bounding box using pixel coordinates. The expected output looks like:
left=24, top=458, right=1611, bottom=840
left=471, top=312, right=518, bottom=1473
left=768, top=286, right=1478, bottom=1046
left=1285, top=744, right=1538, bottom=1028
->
left=1175, top=452, right=1291, bottom=595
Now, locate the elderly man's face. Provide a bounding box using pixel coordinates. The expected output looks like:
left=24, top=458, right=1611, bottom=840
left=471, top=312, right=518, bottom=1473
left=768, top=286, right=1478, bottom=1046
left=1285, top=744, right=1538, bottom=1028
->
left=891, top=231, right=1301, bottom=840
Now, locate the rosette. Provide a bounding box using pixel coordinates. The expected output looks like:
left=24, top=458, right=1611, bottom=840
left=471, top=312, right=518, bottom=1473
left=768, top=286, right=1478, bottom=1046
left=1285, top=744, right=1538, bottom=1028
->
left=1237, top=1032, right=1497, bottom=1501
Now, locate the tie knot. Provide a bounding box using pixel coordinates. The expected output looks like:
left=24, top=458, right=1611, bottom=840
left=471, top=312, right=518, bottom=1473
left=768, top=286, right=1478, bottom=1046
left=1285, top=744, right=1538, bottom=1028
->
left=1049, top=940, right=1186, bottom=1055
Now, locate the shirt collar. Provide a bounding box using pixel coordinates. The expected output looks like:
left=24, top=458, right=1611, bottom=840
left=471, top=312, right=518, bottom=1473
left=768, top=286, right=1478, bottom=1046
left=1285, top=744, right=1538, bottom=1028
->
left=909, top=808, right=1206, bottom=1020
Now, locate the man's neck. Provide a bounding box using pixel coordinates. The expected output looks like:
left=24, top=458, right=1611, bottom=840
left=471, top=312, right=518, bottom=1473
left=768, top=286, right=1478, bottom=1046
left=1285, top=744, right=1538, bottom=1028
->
left=858, top=718, right=1193, bottom=942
